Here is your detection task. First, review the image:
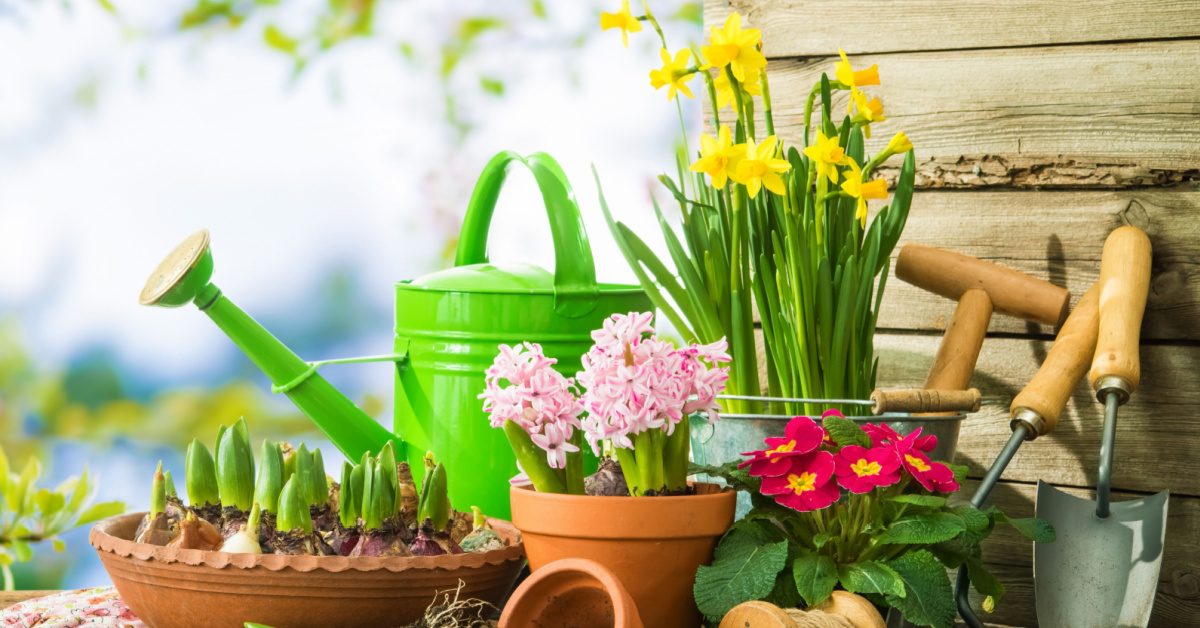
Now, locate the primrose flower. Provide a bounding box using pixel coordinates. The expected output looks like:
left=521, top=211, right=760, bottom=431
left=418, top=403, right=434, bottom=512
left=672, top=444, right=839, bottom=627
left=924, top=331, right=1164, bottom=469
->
left=840, top=158, right=888, bottom=227
left=713, top=68, right=761, bottom=109
left=901, top=450, right=960, bottom=494
left=731, top=135, right=791, bottom=198
left=834, top=47, right=880, bottom=95
left=690, top=125, right=741, bottom=188
left=650, top=48, right=697, bottom=101
left=599, top=0, right=642, bottom=48
left=577, top=312, right=730, bottom=453
left=834, top=445, right=901, bottom=494
left=481, top=342, right=584, bottom=470
left=850, top=90, right=885, bottom=138
left=759, top=452, right=840, bottom=512
left=863, top=423, right=937, bottom=454
left=740, top=415, right=826, bottom=477
left=802, top=131, right=847, bottom=185
left=701, top=12, right=767, bottom=84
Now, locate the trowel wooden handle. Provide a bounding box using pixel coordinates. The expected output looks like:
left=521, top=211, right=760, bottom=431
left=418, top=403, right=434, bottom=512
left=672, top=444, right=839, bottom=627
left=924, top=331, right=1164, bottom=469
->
left=871, top=388, right=981, bottom=415
left=1011, top=284, right=1099, bottom=436
left=1088, top=226, right=1152, bottom=394
left=924, top=289, right=993, bottom=391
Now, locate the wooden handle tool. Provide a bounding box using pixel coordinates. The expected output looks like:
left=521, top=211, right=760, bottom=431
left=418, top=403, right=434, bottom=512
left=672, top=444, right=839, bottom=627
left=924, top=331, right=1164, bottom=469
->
left=924, top=288, right=993, bottom=391
left=871, top=388, right=981, bottom=415
left=1088, top=226, right=1152, bottom=398
left=1010, top=283, right=1100, bottom=438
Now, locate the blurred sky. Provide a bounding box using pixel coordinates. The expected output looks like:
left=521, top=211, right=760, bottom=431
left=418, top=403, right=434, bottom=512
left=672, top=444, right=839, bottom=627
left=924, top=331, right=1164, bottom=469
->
left=0, top=0, right=700, bottom=586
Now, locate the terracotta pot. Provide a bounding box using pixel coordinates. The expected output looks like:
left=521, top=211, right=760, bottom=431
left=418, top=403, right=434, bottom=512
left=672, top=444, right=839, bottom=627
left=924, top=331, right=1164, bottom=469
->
left=510, top=482, right=736, bottom=628
left=90, top=512, right=524, bottom=628
left=499, top=557, right=642, bottom=628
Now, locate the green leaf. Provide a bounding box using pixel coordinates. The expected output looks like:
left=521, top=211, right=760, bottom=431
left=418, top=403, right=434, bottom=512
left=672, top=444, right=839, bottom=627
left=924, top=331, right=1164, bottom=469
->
left=478, top=76, right=505, bottom=96
left=51, top=539, right=66, bottom=553
left=75, top=501, right=125, bottom=526
left=839, top=560, right=906, bottom=599
left=812, top=531, right=834, bottom=549
left=9, top=540, right=31, bottom=563
left=529, top=0, right=547, bottom=19
left=263, top=25, right=298, bottom=55
left=885, top=550, right=956, bottom=628
left=688, top=462, right=759, bottom=494
left=947, top=463, right=969, bottom=484
left=999, top=515, right=1055, bottom=543
left=96, top=0, right=117, bottom=14
left=823, top=413, right=870, bottom=448
left=951, top=504, right=990, bottom=533
left=878, top=512, right=965, bottom=545
left=964, top=556, right=1004, bottom=606
left=792, top=549, right=838, bottom=606
left=693, top=533, right=788, bottom=621
left=889, top=494, right=947, bottom=509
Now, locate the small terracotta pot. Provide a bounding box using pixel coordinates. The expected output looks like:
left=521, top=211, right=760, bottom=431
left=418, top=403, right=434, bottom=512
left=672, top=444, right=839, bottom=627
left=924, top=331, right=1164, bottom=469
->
left=90, top=512, right=524, bottom=628
left=510, top=482, right=735, bottom=628
left=499, top=557, right=642, bottom=628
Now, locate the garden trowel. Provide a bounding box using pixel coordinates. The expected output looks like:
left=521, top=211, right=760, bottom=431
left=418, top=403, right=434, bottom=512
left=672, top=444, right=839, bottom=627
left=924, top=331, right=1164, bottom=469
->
left=1034, top=226, right=1168, bottom=627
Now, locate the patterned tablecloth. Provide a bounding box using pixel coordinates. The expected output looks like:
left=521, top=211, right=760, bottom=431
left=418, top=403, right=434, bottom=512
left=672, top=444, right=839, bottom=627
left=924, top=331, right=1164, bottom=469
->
left=0, top=587, right=143, bottom=627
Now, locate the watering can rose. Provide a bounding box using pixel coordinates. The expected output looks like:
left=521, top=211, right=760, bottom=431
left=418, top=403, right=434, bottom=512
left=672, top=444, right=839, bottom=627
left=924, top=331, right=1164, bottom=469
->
left=483, top=312, right=730, bottom=496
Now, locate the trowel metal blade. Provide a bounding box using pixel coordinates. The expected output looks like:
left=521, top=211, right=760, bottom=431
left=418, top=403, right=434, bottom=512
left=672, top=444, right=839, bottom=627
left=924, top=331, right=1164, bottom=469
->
left=1034, top=481, right=1168, bottom=628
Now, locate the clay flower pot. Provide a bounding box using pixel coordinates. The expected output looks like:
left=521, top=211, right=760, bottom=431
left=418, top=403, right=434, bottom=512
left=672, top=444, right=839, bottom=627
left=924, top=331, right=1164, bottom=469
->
left=90, top=512, right=524, bottom=628
left=509, top=482, right=736, bottom=628
left=499, top=557, right=643, bottom=628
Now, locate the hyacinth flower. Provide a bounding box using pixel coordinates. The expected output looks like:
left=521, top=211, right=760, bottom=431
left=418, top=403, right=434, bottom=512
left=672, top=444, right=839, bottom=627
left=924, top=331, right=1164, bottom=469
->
left=480, top=342, right=586, bottom=494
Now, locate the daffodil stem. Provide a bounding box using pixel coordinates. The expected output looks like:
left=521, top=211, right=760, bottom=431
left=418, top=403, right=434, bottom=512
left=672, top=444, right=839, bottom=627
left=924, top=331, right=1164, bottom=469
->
left=759, top=66, right=774, bottom=136
left=640, top=2, right=668, bottom=49
left=726, top=66, right=748, bottom=144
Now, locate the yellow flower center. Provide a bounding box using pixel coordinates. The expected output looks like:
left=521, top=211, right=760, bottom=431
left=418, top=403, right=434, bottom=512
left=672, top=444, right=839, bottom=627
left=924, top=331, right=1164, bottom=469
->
left=787, top=472, right=817, bottom=495
left=851, top=458, right=882, bottom=477
left=905, top=454, right=931, bottom=473
left=766, top=440, right=796, bottom=461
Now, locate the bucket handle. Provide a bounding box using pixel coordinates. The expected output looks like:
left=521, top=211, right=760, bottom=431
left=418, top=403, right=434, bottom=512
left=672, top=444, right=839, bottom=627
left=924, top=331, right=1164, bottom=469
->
left=454, top=151, right=600, bottom=318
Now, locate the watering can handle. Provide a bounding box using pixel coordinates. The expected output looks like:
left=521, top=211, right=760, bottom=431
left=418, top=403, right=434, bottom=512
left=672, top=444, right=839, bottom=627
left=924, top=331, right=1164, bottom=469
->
left=454, top=151, right=600, bottom=318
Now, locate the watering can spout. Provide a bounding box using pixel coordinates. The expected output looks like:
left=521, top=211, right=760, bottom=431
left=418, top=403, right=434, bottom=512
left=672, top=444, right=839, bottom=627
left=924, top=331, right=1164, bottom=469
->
left=140, top=229, right=399, bottom=460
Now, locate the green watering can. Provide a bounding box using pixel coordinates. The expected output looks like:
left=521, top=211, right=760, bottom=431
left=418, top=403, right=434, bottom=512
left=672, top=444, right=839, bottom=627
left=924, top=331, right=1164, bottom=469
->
left=139, top=151, right=649, bottom=518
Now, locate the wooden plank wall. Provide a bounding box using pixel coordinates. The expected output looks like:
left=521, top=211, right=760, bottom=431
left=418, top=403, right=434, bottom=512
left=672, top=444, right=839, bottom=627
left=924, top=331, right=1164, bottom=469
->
left=704, top=1, right=1200, bottom=625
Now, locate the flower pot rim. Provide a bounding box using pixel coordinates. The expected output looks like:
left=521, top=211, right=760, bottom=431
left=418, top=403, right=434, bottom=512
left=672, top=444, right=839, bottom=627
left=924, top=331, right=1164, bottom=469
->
left=90, top=512, right=525, bottom=573
left=509, top=481, right=736, bottom=539
left=510, top=481, right=733, bottom=503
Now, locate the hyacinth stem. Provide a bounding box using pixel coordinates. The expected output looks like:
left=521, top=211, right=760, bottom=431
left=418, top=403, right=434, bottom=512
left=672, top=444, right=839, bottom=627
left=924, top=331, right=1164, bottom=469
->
left=614, top=447, right=642, bottom=496
left=632, top=430, right=664, bottom=494
left=663, top=419, right=690, bottom=492
left=565, top=432, right=586, bottom=495
left=503, top=421, right=566, bottom=494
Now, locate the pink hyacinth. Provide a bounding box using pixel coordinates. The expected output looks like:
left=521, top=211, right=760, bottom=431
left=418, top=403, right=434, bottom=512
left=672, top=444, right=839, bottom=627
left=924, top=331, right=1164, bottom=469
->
left=576, top=312, right=730, bottom=453
left=481, top=342, right=583, bottom=470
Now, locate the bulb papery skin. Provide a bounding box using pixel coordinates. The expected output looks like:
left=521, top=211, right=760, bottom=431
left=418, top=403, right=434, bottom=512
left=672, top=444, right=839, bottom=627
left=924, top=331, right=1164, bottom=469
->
left=221, top=530, right=262, bottom=554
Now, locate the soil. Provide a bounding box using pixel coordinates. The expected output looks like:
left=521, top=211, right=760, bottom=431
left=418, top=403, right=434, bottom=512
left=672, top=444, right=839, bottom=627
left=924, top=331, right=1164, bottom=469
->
left=532, top=589, right=615, bottom=628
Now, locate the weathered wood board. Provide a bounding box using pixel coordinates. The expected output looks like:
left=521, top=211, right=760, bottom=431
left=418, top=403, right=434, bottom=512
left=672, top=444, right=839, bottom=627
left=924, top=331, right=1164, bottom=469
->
left=705, top=0, right=1200, bottom=57
left=723, top=42, right=1200, bottom=187
left=876, top=189, right=1200, bottom=340
left=958, top=480, right=1199, bottom=627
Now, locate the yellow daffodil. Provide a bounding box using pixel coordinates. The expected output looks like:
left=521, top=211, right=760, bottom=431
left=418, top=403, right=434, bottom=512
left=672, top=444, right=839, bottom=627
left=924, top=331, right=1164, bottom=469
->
left=713, top=68, right=761, bottom=109
left=600, top=0, right=642, bottom=47
left=690, top=125, right=741, bottom=188
left=731, top=135, right=791, bottom=199
left=834, top=48, right=880, bottom=93
left=701, top=13, right=767, bottom=84
left=850, top=90, right=885, bottom=138
left=886, top=131, right=913, bottom=154
left=649, top=48, right=696, bottom=101
left=802, top=131, right=847, bottom=185
left=841, top=158, right=889, bottom=227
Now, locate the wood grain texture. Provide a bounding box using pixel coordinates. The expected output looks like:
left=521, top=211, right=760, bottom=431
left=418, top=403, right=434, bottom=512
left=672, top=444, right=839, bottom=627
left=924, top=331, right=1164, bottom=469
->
left=0, top=590, right=58, bottom=609
left=960, top=480, right=1200, bottom=627
left=876, top=189, right=1200, bottom=340
left=736, top=42, right=1200, bottom=187
left=705, top=0, right=1200, bottom=57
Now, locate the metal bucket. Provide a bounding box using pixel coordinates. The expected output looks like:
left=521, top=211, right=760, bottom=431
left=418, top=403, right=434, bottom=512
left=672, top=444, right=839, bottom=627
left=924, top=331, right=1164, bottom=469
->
left=690, top=396, right=964, bottom=518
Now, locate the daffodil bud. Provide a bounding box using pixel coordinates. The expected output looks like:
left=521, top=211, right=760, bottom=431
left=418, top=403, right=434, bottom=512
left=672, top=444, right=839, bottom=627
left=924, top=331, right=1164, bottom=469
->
left=254, top=440, right=284, bottom=514
left=885, top=131, right=912, bottom=156
left=185, top=439, right=219, bottom=507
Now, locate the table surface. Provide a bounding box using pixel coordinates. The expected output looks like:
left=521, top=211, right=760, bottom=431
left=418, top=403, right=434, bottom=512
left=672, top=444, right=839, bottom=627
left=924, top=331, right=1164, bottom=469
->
left=0, top=590, right=58, bottom=608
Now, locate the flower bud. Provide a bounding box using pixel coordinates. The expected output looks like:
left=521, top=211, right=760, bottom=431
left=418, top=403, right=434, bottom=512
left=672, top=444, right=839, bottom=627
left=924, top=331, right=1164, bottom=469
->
left=254, top=440, right=284, bottom=514
left=185, top=439, right=219, bottom=507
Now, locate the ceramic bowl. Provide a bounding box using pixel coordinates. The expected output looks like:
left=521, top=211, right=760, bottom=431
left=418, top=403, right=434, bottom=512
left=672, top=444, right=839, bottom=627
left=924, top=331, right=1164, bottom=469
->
left=90, top=512, right=524, bottom=628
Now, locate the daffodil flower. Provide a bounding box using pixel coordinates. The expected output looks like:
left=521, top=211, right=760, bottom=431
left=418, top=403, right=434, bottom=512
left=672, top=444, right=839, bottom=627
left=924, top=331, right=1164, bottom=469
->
left=701, top=13, right=767, bottom=85
left=690, top=125, right=741, bottom=188
left=713, top=68, right=761, bottom=110
left=834, top=48, right=880, bottom=95
left=731, top=135, right=791, bottom=199
left=649, top=48, right=697, bottom=101
left=850, top=90, right=885, bottom=138
left=886, top=131, right=913, bottom=155
left=841, top=158, right=889, bottom=227
left=600, top=0, right=642, bottom=48
left=802, top=131, right=847, bottom=185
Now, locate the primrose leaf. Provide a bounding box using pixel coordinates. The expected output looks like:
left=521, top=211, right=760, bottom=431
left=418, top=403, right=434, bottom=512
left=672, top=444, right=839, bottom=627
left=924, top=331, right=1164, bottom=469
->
left=693, top=533, right=788, bottom=622
left=998, top=515, right=1055, bottom=543
left=878, top=512, right=965, bottom=545
left=839, top=560, right=906, bottom=599
left=823, top=414, right=870, bottom=448
left=965, top=555, right=1005, bottom=606
left=792, top=549, right=838, bottom=606
left=889, top=494, right=946, bottom=509
left=885, top=550, right=956, bottom=628
left=689, top=461, right=760, bottom=494
left=812, top=531, right=834, bottom=549
left=951, top=504, right=991, bottom=533
left=947, top=463, right=970, bottom=484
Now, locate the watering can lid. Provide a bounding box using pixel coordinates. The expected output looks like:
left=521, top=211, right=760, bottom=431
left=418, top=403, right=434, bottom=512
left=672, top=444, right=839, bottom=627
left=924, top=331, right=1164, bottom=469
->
left=403, top=261, right=563, bottom=294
